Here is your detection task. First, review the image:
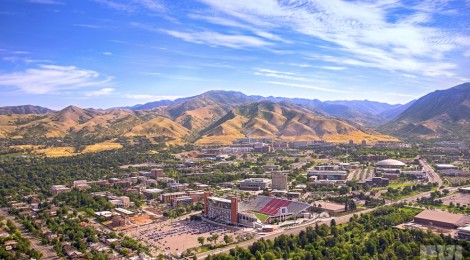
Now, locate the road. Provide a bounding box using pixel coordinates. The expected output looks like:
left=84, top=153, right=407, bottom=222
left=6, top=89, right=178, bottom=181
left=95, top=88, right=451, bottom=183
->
left=0, top=208, right=59, bottom=260
left=196, top=186, right=459, bottom=259
left=419, top=159, right=443, bottom=186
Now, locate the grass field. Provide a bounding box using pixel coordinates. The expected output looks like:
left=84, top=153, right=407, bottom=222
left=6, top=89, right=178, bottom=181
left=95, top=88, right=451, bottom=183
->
left=81, top=141, right=123, bottom=153
left=9, top=145, right=44, bottom=150
left=35, top=147, right=77, bottom=157
left=371, top=181, right=415, bottom=191
left=31, top=140, right=123, bottom=157
left=252, top=211, right=270, bottom=222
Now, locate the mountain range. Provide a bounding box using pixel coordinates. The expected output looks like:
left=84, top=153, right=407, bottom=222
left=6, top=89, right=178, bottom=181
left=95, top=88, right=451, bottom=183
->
left=125, top=91, right=409, bottom=128
left=1, top=83, right=469, bottom=143
left=381, top=83, right=470, bottom=141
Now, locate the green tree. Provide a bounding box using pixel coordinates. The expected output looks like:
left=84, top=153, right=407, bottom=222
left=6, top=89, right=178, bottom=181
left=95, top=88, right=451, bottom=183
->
left=198, top=236, right=205, bottom=246
left=223, top=235, right=233, bottom=245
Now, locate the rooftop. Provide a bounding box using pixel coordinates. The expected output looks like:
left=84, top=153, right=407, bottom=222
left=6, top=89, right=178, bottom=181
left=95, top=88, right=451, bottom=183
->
left=458, top=225, right=470, bottom=232
left=142, top=188, right=164, bottom=193
left=208, top=197, right=232, bottom=203
left=415, top=210, right=470, bottom=225
left=435, top=164, right=457, bottom=168
left=375, top=159, right=406, bottom=167
left=309, top=171, right=347, bottom=175
left=115, top=208, right=134, bottom=215
left=241, top=178, right=271, bottom=183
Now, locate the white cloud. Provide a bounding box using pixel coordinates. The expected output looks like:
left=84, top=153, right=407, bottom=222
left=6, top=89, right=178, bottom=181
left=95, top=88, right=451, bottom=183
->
left=85, top=88, right=115, bottom=96
left=95, top=0, right=164, bottom=13
left=0, top=64, right=114, bottom=94
left=254, top=68, right=312, bottom=82
left=134, top=0, right=164, bottom=12
left=11, top=51, right=30, bottom=54
left=102, top=52, right=113, bottom=55
left=263, top=81, right=349, bottom=93
left=188, top=13, right=290, bottom=43
left=285, top=63, right=313, bottom=68
left=254, top=68, right=335, bottom=85
left=386, top=92, right=418, bottom=98
left=402, top=73, right=417, bottom=78
left=464, top=50, right=470, bottom=57
left=163, top=30, right=271, bottom=49
left=318, top=66, right=347, bottom=71
left=198, top=0, right=468, bottom=78
left=3, top=56, right=52, bottom=63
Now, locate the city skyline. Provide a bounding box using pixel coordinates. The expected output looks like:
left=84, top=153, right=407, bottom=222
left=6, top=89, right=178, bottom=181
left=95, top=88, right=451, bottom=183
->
left=1, top=0, right=469, bottom=109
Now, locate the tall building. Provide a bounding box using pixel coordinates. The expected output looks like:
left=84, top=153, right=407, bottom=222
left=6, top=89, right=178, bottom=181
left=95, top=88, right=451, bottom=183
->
left=204, top=196, right=238, bottom=225
left=272, top=171, right=288, bottom=190
left=151, top=168, right=164, bottom=179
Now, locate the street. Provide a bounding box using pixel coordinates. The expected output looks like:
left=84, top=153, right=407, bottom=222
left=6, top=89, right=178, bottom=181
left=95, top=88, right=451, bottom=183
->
left=0, top=208, right=59, bottom=260
left=419, top=159, right=443, bottom=186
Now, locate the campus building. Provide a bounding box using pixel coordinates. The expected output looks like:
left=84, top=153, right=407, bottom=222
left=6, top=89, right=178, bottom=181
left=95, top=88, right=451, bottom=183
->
left=239, top=178, right=272, bottom=191
left=204, top=194, right=239, bottom=225
left=413, top=210, right=470, bottom=229
left=272, top=171, right=288, bottom=190
left=307, top=170, right=348, bottom=180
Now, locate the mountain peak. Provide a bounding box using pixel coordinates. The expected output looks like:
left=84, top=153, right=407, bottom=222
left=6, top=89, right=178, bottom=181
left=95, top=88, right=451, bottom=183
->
left=61, top=105, right=83, bottom=111
left=54, top=105, right=95, bottom=124
left=382, top=83, right=470, bottom=141
left=203, top=90, right=245, bottom=95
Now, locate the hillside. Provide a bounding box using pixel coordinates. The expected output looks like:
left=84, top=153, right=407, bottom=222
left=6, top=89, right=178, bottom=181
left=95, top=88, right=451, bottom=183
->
left=0, top=105, right=55, bottom=115
left=381, top=83, right=470, bottom=140
left=0, top=106, right=189, bottom=142
left=129, top=91, right=409, bottom=128
left=0, top=90, right=405, bottom=146
left=160, top=90, right=254, bottom=132
left=196, top=101, right=397, bottom=145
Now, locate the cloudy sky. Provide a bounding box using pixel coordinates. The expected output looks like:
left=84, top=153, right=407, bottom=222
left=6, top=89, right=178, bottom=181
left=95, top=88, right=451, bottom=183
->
left=1, top=0, right=469, bottom=109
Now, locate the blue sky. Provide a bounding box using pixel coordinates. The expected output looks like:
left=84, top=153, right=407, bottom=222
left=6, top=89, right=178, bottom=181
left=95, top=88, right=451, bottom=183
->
left=0, top=0, right=469, bottom=109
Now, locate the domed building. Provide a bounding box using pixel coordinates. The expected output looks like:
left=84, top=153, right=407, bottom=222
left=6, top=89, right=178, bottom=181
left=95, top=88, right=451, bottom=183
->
left=374, top=159, right=406, bottom=178
left=375, top=159, right=406, bottom=168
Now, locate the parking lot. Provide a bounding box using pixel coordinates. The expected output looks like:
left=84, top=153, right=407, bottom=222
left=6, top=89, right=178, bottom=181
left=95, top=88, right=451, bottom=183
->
left=133, top=219, right=248, bottom=255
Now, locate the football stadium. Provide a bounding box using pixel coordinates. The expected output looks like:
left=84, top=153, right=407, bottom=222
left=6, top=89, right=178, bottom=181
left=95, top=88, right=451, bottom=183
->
left=204, top=194, right=311, bottom=227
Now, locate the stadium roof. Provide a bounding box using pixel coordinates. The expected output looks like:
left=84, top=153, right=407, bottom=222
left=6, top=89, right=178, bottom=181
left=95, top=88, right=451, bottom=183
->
left=375, top=159, right=406, bottom=167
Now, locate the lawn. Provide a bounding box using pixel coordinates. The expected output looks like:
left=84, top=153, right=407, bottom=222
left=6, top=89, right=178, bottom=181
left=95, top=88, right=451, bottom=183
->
left=400, top=206, right=423, bottom=215
left=252, top=211, right=271, bottom=222
left=382, top=187, right=438, bottom=201
left=371, top=181, right=415, bottom=191
left=387, top=182, right=415, bottom=189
